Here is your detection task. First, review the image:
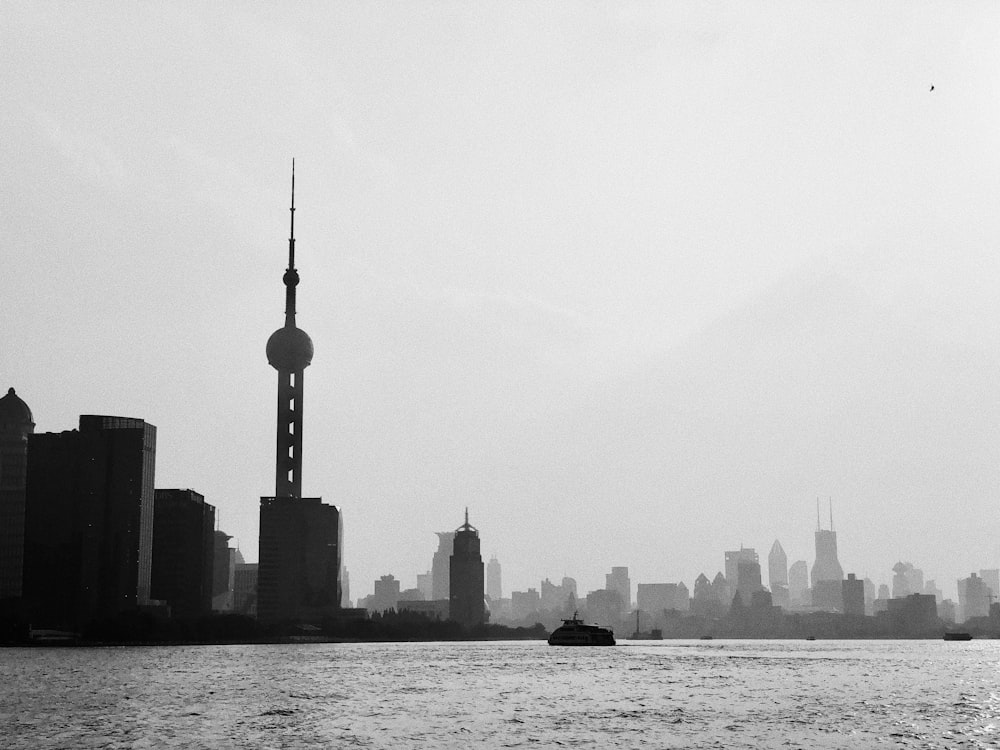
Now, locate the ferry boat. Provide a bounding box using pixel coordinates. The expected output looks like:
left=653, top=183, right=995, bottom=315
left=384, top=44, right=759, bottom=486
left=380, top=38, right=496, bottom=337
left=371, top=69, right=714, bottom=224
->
left=943, top=631, right=973, bottom=641
left=548, top=612, right=615, bottom=646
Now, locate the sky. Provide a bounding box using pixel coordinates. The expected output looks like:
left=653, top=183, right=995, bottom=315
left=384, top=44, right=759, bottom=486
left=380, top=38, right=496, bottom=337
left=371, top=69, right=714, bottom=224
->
left=3, top=3, right=1000, bottom=602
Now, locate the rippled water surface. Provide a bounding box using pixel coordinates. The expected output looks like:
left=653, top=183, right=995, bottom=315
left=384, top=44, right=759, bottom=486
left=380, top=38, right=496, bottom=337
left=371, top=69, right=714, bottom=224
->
left=3, top=639, right=1000, bottom=748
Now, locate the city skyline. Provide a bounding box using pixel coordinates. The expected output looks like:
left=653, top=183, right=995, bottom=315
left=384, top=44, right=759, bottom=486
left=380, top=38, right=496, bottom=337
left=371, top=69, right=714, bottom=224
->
left=4, top=4, right=1000, bottom=599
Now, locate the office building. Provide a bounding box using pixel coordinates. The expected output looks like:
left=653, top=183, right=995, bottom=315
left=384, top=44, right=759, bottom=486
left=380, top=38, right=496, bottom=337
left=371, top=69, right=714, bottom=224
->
left=811, top=502, right=844, bottom=588
left=0, top=388, right=33, bottom=599
left=23, top=415, right=156, bottom=629
left=431, top=532, right=455, bottom=601
left=788, top=560, right=809, bottom=607
left=233, top=562, right=258, bottom=616
left=449, top=509, right=484, bottom=628
left=257, top=168, right=341, bottom=623
left=151, top=489, right=215, bottom=619
left=370, top=574, right=401, bottom=613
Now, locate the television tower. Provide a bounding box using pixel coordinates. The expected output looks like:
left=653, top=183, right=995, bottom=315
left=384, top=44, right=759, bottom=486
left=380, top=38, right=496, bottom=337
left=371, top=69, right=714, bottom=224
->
left=265, top=160, right=314, bottom=498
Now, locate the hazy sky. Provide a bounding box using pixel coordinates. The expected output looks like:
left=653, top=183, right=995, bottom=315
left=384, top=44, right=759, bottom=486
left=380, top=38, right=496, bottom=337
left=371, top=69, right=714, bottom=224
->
left=4, top=3, right=1000, bottom=601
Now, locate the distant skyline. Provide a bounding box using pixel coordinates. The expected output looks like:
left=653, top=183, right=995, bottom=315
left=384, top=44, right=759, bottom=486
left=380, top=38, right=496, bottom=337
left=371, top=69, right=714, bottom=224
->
left=4, top=4, right=1000, bottom=599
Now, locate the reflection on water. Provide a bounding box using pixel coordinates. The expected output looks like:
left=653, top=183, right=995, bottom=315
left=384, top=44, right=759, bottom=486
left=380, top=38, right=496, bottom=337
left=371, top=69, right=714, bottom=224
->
left=3, top=640, right=999, bottom=748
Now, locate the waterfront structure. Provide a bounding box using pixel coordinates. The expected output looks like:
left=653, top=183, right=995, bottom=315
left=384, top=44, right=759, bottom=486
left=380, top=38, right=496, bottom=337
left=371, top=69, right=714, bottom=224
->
left=151, top=489, right=215, bottom=619
left=431, top=532, right=455, bottom=600
left=842, top=573, right=865, bottom=616
left=23, top=415, right=156, bottom=629
left=606, top=566, right=631, bottom=612
left=487, top=555, right=502, bottom=600
left=449, top=510, right=485, bottom=628
left=0, top=388, right=33, bottom=599
left=257, top=166, right=341, bottom=624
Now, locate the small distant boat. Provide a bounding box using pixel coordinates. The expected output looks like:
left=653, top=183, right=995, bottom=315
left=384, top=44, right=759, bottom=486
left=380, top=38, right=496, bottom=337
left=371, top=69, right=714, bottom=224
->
left=805, top=636, right=816, bottom=641
left=943, top=632, right=973, bottom=641
left=699, top=635, right=713, bottom=640
left=548, top=612, right=615, bottom=646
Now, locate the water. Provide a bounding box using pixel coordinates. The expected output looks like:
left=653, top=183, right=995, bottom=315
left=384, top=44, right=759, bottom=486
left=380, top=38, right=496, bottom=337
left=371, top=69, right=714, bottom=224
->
left=2, top=639, right=999, bottom=748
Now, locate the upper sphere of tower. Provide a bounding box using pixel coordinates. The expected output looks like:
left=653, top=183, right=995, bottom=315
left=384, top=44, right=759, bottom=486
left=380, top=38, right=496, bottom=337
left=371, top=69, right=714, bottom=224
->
left=266, top=326, right=314, bottom=372
left=0, top=387, right=34, bottom=428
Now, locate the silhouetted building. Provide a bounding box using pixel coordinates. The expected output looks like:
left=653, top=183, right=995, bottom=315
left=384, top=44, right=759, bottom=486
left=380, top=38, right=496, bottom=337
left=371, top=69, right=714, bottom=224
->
left=812, top=579, right=843, bottom=612
left=886, top=593, right=939, bottom=635
left=736, top=559, right=763, bottom=605
left=842, top=573, right=865, bottom=616
left=258, top=496, right=341, bottom=623
left=432, top=532, right=455, bottom=601
left=725, top=548, right=757, bottom=588
left=233, top=562, right=258, bottom=616
left=151, top=489, right=215, bottom=619
left=487, top=555, right=502, bottom=600
left=416, top=571, right=431, bottom=601
left=341, top=567, right=351, bottom=608
left=768, top=540, right=789, bottom=609
left=788, top=560, right=809, bottom=607
left=449, top=510, right=484, bottom=628
left=257, top=171, right=341, bottom=624
left=0, top=388, right=34, bottom=599
left=370, top=574, right=401, bottom=613
left=979, top=569, right=999, bottom=603
left=23, top=415, right=156, bottom=629
left=606, top=566, right=631, bottom=612
left=636, top=582, right=689, bottom=614
left=540, top=576, right=576, bottom=612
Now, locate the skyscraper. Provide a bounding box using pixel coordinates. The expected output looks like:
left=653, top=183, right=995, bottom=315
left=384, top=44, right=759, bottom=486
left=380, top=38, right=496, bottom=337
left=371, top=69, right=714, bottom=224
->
left=151, top=489, right=215, bottom=619
left=811, top=501, right=843, bottom=587
left=23, top=415, right=156, bottom=629
left=257, top=165, right=341, bottom=624
left=768, top=540, right=788, bottom=589
left=0, top=388, right=33, bottom=600
left=788, top=560, right=809, bottom=607
left=486, top=555, right=502, bottom=600
left=449, top=509, right=484, bottom=628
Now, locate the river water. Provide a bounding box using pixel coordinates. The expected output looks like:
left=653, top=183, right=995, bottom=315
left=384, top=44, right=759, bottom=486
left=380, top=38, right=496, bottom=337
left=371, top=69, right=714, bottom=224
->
left=2, top=639, right=999, bottom=748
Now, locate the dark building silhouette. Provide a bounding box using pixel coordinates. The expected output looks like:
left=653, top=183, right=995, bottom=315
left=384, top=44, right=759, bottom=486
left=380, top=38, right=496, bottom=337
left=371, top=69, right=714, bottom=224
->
left=606, top=566, right=631, bottom=613
left=257, top=166, right=341, bottom=624
left=486, top=554, right=502, bottom=600
left=0, top=388, right=34, bottom=599
left=449, top=509, right=484, bottom=628
left=211, top=530, right=236, bottom=610
left=151, top=489, right=215, bottom=619
left=23, top=415, right=156, bottom=629
left=233, top=562, right=258, bottom=616
left=842, top=573, right=865, bottom=616
left=736, top=558, right=764, bottom=605
left=768, top=540, right=790, bottom=609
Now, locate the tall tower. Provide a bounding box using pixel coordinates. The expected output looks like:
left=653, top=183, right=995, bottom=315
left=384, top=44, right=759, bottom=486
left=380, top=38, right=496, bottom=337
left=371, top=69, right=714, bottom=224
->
left=449, top=509, right=484, bottom=628
left=258, top=165, right=341, bottom=625
left=811, top=499, right=844, bottom=586
left=768, top=540, right=788, bottom=589
left=486, top=555, right=502, bottom=600
left=0, top=388, right=34, bottom=599
left=266, top=161, right=313, bottom=499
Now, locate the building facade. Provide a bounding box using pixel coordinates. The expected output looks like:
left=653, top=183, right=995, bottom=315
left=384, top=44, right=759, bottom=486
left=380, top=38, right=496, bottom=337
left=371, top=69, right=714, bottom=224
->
left=0, top=388, right=34, bottom=600
left=151, top=488, right=215, bottom=619
left=23, top=415, right=156, bottom=629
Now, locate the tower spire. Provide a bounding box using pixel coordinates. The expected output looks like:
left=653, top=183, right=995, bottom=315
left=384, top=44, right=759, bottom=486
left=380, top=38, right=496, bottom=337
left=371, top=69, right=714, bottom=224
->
left=288, top=158, right=296, bottom=271
left=282, top=159, right=300, bottom=328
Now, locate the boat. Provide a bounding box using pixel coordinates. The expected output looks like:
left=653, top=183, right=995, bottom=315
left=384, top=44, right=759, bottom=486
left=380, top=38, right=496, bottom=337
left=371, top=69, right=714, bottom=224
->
left=943, top=632, right=973, bottom=641
left=548, top=612, right=615, bottom=646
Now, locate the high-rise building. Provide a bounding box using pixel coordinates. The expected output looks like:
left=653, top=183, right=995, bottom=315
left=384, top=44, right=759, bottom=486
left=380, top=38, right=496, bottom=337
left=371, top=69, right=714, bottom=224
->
left=23, top=415, right=156, bottom=629
left=0, top=388, right=34, bottom=599
left=605, top=567, right=631, bottom=612
left=212, top=530, right=235, bottom=611
left=978, top=569, right=999, bottom=602
left=151, top=489, right=215, bottom=619
left=370, top=574, right=400, bottom=613
left=892, top=562, right=924, bottom=599
left=958, top=572, right=990, bottom=622
left=257, top=166, right=341, bottom=624
left=431, top=532, right=455, bottom=601
left=811, top=501, right=844, bottom=587
left=487, top=555, right=502, bottom=600
left=234, top=562, right=258, bottom=616
left=735, top=559, right=763, bottom=604
left=449, top=509, right=484, bottom=628
left=416, top=571, right=432, bottom=601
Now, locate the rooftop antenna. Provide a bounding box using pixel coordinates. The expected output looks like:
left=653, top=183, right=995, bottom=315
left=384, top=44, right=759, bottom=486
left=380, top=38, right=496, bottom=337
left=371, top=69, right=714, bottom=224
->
left=465, top=506, right=469, bottom=526
left=288, top=158, right=296, bottom=270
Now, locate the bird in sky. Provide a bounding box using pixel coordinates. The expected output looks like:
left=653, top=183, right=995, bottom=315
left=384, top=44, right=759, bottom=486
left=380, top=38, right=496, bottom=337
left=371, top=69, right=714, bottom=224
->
left=930, top=85, right=935, bottom=91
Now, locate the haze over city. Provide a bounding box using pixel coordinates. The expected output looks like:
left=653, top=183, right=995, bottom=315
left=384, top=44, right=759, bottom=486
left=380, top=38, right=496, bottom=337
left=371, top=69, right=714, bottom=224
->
left=4, top=4, right=1000, bottom=601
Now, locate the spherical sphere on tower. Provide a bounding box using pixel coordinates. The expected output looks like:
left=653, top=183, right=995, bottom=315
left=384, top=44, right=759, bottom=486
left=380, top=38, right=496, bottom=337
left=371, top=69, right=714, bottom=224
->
left=266, top=326, right=314, bottom=371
